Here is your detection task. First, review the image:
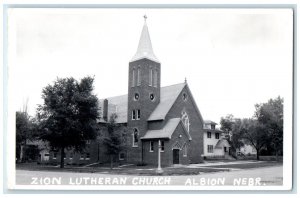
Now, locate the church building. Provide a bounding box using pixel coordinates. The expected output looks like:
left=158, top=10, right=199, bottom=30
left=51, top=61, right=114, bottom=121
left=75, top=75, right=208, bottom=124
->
left=47, top=17, right=205, bottom=167
left=97, top=17, right=205, bottom=166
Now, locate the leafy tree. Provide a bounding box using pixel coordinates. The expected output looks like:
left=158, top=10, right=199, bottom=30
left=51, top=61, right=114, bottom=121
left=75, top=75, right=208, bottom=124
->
left=255, top=96, right=283, bottom=160
left=16, top=111, right=32, bottom=162
left=220, top=115, right=244, bottom=156
left=37, top=76, right=100, bottom=168
left=101, top=114, right=126, bottom=169
left=220, top=114, right=234, bottom=136
left=238, top=118, right=269, bottom=160
left=230, top=118, right=245, bottom=153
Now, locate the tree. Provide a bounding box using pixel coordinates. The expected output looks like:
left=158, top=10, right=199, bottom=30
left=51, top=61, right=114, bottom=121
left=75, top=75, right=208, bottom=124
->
left=220, top=114, right=234, bottom=136
left=220, top=115, right=244, bottom=156
left=101, top=114, right=125, bottom=169
left=238, top=118, right=269, bottom=160
left=16, top=111, right=31, bottom=162
left=255, top=96, right=283, bottom=160
left=37, top=76, right=100, bottom=168
left=230, top=118, right=245, bottom=153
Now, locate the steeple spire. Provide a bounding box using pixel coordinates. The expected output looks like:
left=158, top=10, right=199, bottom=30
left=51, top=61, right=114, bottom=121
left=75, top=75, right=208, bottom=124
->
left=130, top=16, right=160, bottom=63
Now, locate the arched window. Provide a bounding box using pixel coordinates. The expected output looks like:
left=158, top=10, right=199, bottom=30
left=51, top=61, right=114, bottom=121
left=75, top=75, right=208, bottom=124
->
left=183, top=144, right=188, bottom=157
left=181, top=111, right=190, bottom=132
left=137, top=67, right=141, bottom=86
left=153, top=69, right=158, bottom=87
left=132, top=69, right=135, bottom=87
left=133, top=128, right=139, bottom=147
left=149, top=68, right=153, bottom=86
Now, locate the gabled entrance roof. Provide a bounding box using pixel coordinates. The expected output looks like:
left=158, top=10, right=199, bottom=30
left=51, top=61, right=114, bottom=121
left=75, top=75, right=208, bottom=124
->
left=141, top=118, right=192, bottom=140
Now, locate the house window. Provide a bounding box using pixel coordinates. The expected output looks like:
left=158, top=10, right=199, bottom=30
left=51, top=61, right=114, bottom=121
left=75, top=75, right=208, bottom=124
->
left=215, top=133, right=219, bottom=139
left=181, top=111, right=190, bottom=132
left=207, top=132, right=211, bottom=138
left=132, top=69, right=135, bottom=87
left=86, top=153, right=90, bottom=160
left=137, top=109, right=141, bottom=120
left=207, top=145, right=214, bottom=153
left=137, top=68, right=141, bottom=86
left=183, top=144, right=187, bottom=157
left=86, top=140, right=91, bottom=144
left=80, top=154, right=84, bottom=160
left=211, top=124, right=216, bottom=130
left=153, top=69, right=158, bottom=87
left=160, top=141, right=165, bottom=152
left=53, top=152, right=57, bottom=159
left=149, top=68, right=153, bottom=86
left=44, top=153, right=50, bottom=157
left=119, top=153, right=125, bottom=160
left=133, top=128, right=139, bottom=147
left=150, top=141, right=154, bottom=152
left=132, top=110, right=136, bottom=120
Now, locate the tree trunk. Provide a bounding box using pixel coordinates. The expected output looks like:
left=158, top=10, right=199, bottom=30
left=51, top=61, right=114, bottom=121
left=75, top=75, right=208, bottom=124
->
left=20, top=145, right=24, bottom=163
left=256, top=148, right=260, bottom=160
left=110, top=155, right=113, bottom=170
left=60, top=147, right=65, bottom=168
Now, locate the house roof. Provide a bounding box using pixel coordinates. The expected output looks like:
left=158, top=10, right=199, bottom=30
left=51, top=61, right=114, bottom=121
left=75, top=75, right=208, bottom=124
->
left=98, top=83, right=186, bottom=123
left=215, top=139, right=231, bottom=148
left=130, top=19, right=160, bottom=63
left=141, top=118, right=192, bottom=140
left=204, top=120, right=218, bottom=125
left=205, top=129, right=223, bottom=133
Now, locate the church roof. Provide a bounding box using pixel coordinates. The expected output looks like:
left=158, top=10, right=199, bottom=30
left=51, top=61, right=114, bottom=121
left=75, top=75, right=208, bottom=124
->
left=98, top=94, right=128, bottom=123
left=98, top=83, right=186, bottom=124
left=141, top=118, right=192, bottom=140
left=148, top=83, right=186, bottom=121
left=130, top=18, right=160, bottom=63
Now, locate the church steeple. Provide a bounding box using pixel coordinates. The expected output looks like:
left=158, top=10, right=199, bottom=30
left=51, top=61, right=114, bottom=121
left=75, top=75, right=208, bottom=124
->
left=130, top=15, right=160, bottom=63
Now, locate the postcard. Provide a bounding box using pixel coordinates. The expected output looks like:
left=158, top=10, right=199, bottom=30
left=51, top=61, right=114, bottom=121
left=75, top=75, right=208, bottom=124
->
left=4, top=6, right=294, bottom=191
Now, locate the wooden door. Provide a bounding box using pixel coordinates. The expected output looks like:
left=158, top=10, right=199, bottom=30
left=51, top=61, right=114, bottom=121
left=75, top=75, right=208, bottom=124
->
left=173, top=149, right=180, bottom=164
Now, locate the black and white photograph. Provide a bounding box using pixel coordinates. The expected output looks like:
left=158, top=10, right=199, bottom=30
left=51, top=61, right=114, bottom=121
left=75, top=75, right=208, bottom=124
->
left=5, top=6, right=294, bottom=191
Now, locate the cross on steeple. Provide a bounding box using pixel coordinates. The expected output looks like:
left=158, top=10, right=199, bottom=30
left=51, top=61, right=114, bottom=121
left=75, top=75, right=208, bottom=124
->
left=144, top=14, right=147, bottom=22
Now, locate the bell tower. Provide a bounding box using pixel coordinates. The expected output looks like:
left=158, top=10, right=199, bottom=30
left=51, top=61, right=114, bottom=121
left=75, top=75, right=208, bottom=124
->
left=127, top=16, right=161, bottom=163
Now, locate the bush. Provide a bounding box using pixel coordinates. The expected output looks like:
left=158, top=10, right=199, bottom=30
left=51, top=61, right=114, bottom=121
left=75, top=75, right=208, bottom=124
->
left=136, top=162, right=147, bottom=166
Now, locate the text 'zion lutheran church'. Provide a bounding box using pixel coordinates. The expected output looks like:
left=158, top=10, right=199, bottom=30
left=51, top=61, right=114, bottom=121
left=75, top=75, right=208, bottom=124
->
left=49, top=17, right=205, bottom=166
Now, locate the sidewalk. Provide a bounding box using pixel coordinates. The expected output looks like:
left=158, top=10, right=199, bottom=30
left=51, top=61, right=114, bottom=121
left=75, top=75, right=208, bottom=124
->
left=189, top=160, right=264, bottom=167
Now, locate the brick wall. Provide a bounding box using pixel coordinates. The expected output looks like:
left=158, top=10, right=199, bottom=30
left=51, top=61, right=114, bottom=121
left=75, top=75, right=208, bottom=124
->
left=165, top=85, right=204, bottom=164
left=127, top=58, right=161, bottom=164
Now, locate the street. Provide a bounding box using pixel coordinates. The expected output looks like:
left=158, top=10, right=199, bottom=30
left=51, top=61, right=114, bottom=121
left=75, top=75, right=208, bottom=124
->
left=15, top=165, right=283, bottom=186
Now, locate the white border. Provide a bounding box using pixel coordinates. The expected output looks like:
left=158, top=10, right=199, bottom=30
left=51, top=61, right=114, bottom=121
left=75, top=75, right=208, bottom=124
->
left=3, top=2, right=296, bottom=192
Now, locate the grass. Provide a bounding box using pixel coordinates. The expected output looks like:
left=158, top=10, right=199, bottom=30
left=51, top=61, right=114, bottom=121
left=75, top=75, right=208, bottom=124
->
left=16, top=160, right=282, bottom=176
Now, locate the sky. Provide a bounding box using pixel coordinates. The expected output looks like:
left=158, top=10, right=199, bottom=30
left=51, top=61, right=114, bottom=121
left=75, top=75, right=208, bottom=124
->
left=8, top=8, right=293, bottom=124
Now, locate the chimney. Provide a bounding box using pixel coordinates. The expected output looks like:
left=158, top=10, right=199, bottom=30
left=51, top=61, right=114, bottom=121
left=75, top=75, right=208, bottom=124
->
left=103, top=99, right=108, bottom=122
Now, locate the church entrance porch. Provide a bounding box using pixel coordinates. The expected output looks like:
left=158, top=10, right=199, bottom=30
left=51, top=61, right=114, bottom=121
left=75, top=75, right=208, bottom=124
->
left=173, top=149, right=180, bottom=164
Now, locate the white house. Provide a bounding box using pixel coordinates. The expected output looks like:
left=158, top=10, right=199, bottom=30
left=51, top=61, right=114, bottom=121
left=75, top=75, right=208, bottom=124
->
left=237, top=144, right=257, bottom=156
left=203, top=120, right=231, bottom=159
